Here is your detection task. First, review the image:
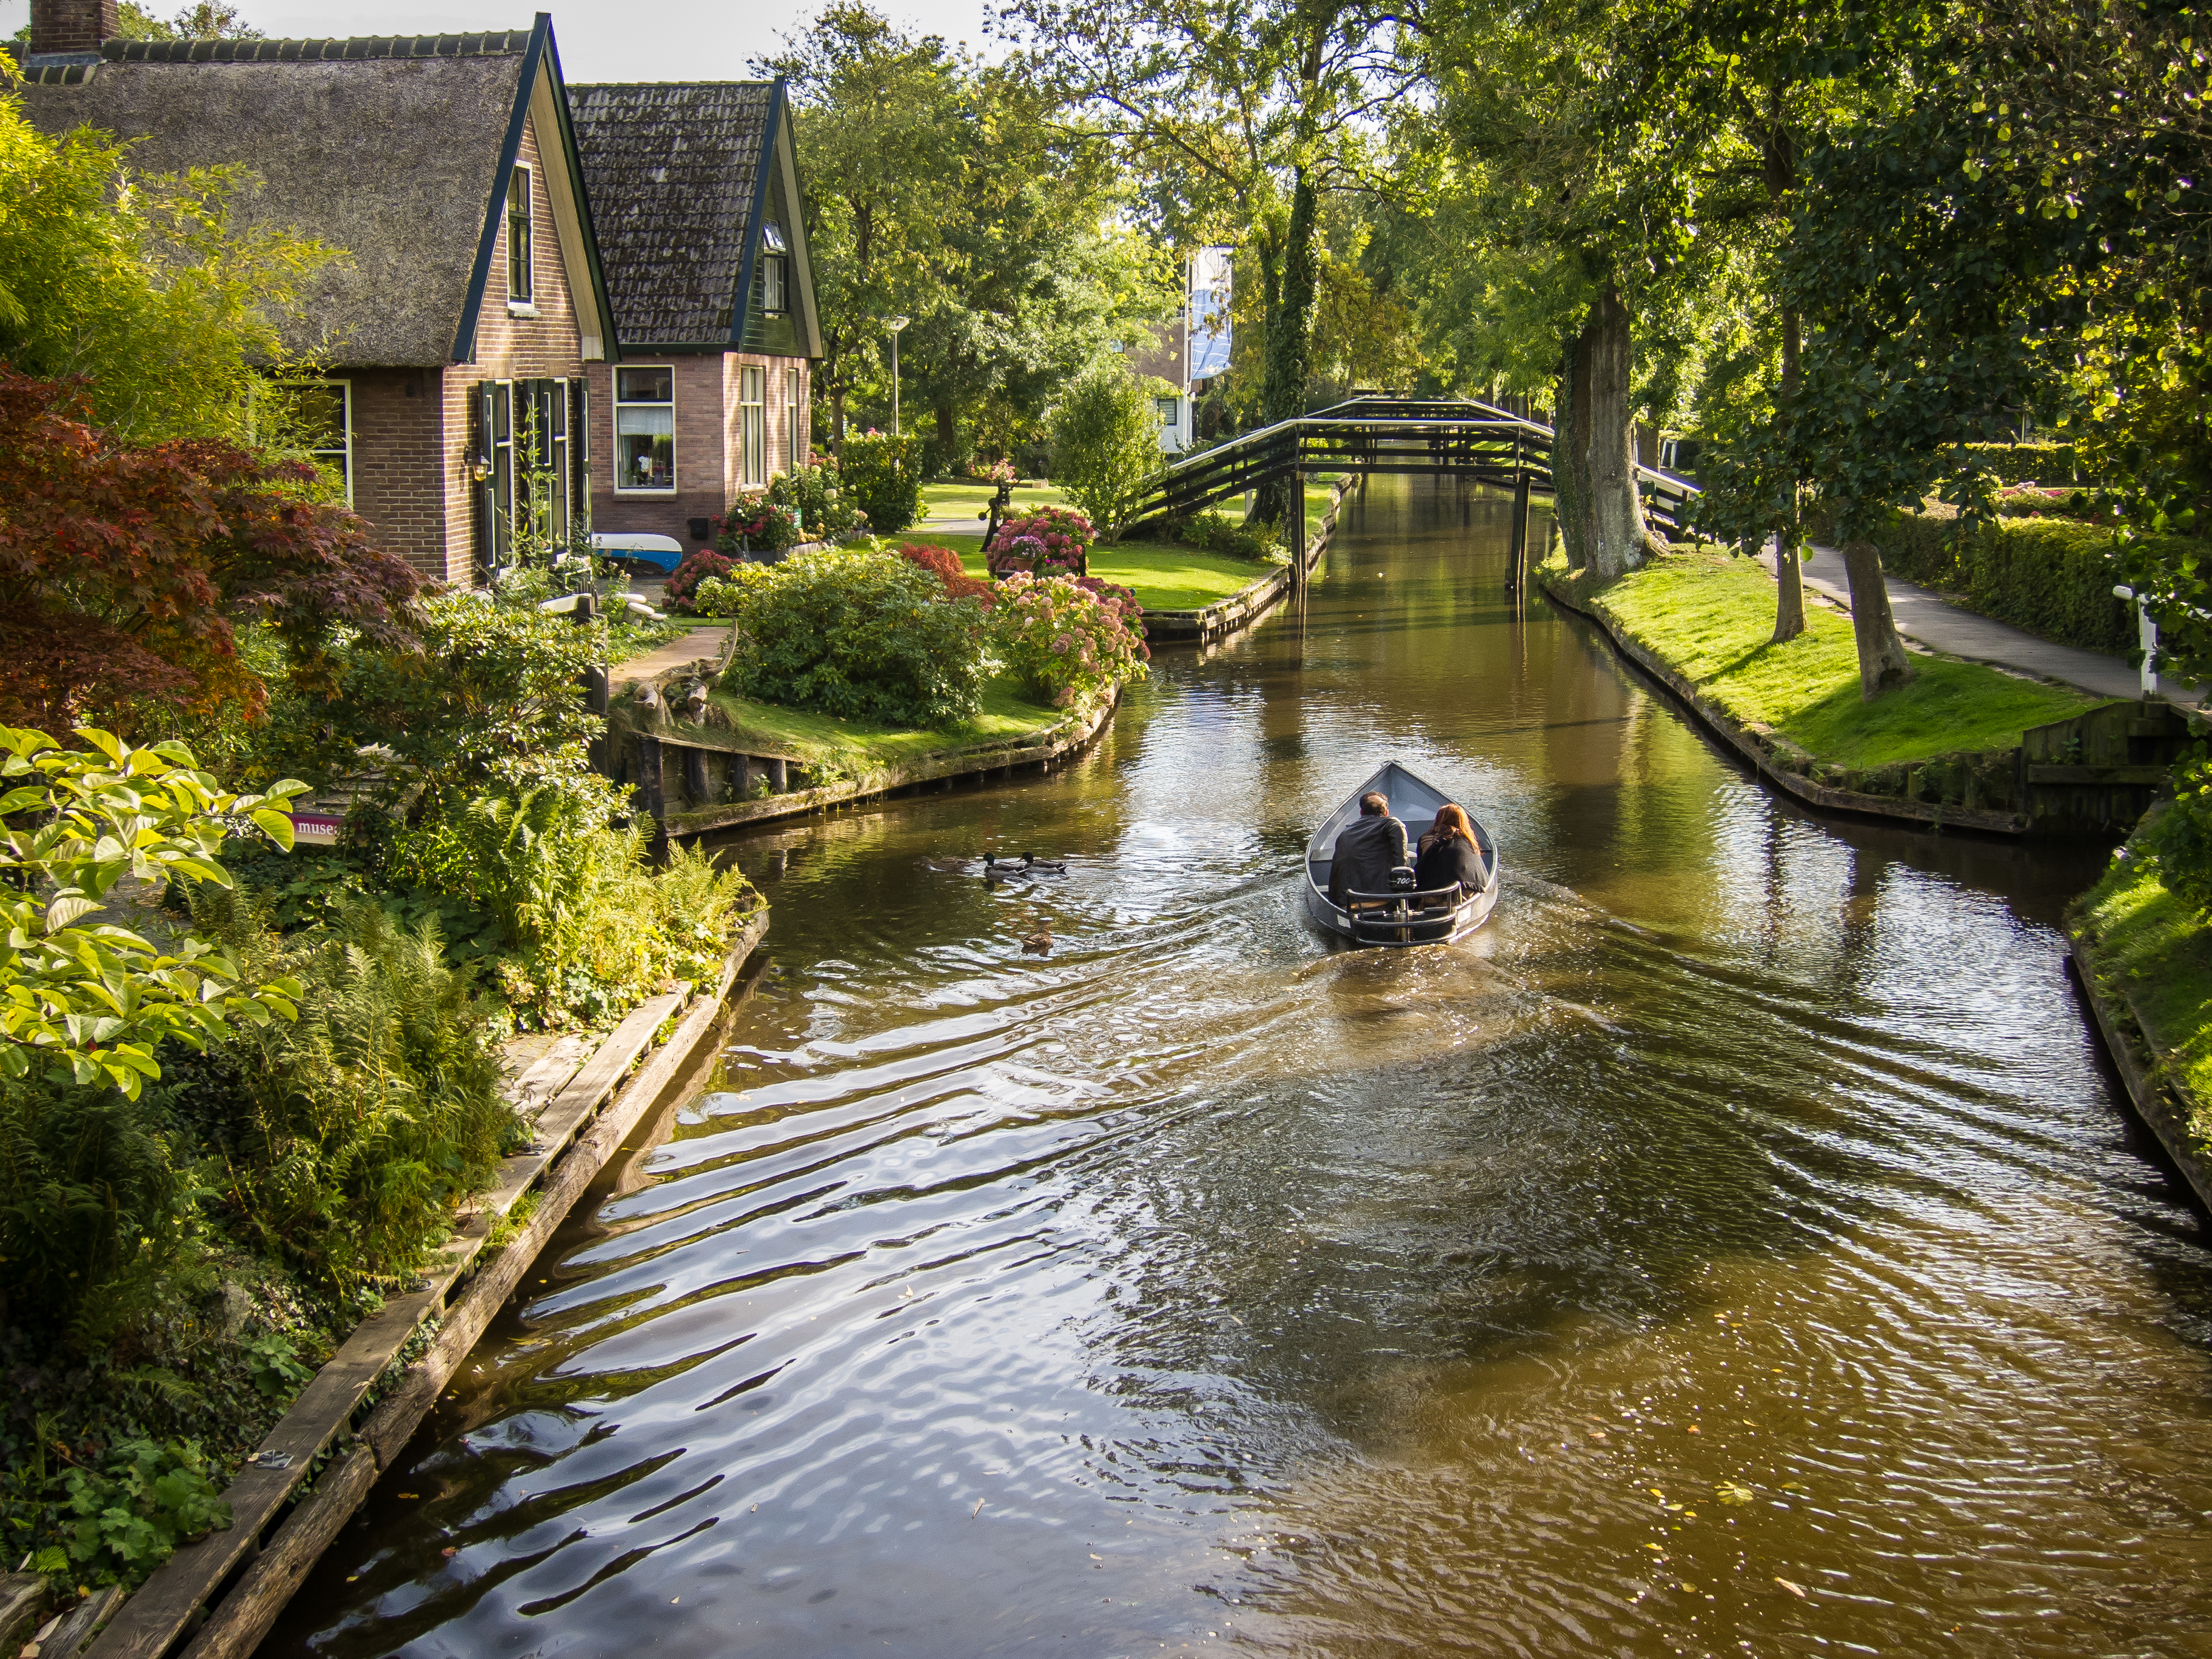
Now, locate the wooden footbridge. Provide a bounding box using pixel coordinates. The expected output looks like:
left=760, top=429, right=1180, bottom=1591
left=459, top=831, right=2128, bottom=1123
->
left=1129, top=393, right=1700, bottom=583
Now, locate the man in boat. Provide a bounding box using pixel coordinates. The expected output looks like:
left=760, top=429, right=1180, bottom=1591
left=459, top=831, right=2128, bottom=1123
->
left=1328, top=791, right=1407, bottom=910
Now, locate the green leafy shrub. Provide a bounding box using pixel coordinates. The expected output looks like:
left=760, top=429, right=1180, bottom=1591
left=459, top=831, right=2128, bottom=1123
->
left=989, top=573, right=1149, bottom=708
left=0, top=726, right=306, bottom=1098
left=839, top=432, right=926, bottom=536
left=1178, top=510, right=1280, bottom=560
left=768, top=459, right=866, bottom=540
left=59, top=1437, right=229, bottom=1589
left=1048, top=358, right=1171, bottom=542
left=2150, top=749, right=2212, bottom=917
left=261, top=593, right=603, bottom=807
left=717, top=548, right=990, bottom=728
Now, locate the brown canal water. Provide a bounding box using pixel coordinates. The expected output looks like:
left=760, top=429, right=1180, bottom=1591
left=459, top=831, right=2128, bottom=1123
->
left=266, top=478, right=2212, bottom=1659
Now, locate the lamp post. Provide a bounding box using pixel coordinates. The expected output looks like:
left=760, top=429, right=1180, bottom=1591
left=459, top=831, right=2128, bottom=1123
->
left=886, top=315, right=911, bottom=437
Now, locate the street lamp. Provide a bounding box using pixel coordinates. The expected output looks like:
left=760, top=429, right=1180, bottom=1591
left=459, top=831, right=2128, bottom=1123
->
left=886, top=315, right=910, bottom=437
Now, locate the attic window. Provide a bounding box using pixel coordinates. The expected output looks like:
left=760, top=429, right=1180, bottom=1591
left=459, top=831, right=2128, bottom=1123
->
left=760, top=221, right=789, bottom=315
left=507, top=166, right=534, bottom=309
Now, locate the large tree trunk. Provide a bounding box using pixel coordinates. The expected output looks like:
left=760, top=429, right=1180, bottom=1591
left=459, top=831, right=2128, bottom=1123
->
left=1554, top=326, right=1597, bottom=569
left=1772, top=308, right=1806, bottom=642
left=934, top=403, right=959, bottom=469
left=1585, top=280, right=1649, bottom=579
left=1253, top=167, right=1319, bottom=533
left=1838, top=538, right=1915, bottom=696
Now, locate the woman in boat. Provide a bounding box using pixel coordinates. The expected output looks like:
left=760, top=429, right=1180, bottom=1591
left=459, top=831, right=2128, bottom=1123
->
left=1414, top=803, right=1487, bottom=900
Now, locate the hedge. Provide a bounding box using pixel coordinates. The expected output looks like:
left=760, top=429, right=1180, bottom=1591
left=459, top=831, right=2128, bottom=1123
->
left=1962, top=440, right=2076, bottom=483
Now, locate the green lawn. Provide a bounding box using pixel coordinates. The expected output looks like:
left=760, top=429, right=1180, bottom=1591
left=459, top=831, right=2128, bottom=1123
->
left=2075, top=844, right=2212, bottom=1138
left=919, top=481, right=1070, bottom=523
left=901, top=534, right=1279, bottom=612
left=706, top=674, right=1068, bottom=766
left=1562, top=546, right=2102, bottom=766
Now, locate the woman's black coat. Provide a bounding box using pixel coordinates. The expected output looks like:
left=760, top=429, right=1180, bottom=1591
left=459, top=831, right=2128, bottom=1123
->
left=1413, top=834, right=1486, bottom=896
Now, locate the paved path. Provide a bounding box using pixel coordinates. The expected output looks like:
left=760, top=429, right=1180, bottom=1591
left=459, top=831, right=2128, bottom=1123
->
left=1758, top=543, right=2178, bottom=704
left=615, top=625, right=730, bottom=687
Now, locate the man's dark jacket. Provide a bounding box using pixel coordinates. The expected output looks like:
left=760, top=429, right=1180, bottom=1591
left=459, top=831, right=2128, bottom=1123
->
left=1328, top=813, right=1407, bottom=905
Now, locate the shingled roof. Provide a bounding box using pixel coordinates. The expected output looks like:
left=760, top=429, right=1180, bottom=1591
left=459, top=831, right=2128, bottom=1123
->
left=568, top=81, right=777, bottom=347
left=16, top=22, right=612, bottom=366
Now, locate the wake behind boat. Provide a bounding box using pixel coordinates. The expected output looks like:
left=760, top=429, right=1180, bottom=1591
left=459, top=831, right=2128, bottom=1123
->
left=1302, top=762, right=1502, bottom=947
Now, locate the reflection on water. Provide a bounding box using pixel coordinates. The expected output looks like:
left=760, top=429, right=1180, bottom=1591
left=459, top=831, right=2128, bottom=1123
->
left=267, top=480, right=2212, bottom=1658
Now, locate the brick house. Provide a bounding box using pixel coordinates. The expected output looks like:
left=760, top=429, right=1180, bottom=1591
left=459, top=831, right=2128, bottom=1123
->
left=18, top=2, right=617, bottom=586
left=567, top=81, right=822, bottom=556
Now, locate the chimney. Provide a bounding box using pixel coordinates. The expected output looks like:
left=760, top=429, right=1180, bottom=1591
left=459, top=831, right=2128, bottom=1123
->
left=29, top=0, right=120, bottom=55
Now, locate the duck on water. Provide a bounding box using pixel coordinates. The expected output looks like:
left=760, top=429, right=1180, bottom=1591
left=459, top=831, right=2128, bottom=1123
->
left=1302, top=761, right=1502, bottom=947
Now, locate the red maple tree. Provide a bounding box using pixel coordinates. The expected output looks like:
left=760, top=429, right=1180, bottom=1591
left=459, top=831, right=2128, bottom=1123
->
left=0, top=369, right=422, bottom=733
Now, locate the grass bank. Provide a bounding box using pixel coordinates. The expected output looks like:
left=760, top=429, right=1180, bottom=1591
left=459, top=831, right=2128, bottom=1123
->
left=919, top=480, right=1070, bottom=521
left=1547, top=546, right=2099, bottom=766
left=2073, top=836, right=2212, bottom=1142
left=930, top=537, right=1282, bottom=611
left=707, top=674, right=1070, bottom=768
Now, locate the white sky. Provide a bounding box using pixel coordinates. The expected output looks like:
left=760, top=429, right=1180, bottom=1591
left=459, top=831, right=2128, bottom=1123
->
left=0, top=0, right=1001, bottom=79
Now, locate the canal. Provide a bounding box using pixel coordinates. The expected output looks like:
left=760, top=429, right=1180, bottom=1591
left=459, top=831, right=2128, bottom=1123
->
left=268, top=477, right=2212, bottom=1658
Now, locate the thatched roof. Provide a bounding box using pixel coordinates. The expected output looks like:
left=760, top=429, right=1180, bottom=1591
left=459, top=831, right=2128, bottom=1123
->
left=18, top=28, right=609, bottom=367
left=568, top=81, right=776, bottom=348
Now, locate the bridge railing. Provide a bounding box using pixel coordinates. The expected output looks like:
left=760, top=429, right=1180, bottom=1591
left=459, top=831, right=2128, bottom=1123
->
left=1125, top=394, right=1699, bottom=536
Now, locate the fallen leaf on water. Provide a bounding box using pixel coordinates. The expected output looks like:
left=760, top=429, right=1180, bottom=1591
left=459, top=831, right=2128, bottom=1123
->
left=1686, top=1425, right=1700, bottom=1435
left=1776, top=1577, right=1807, bottom=1598
left=1780, top=1481, right=1809, bottom=1493
left=440, top=1548, right=456, bottom=1558
left=397, top=1493, right=418, bottom=1500
left=1715, top=1481, right=1756, bottom=1506
left=1680, top=1582, right=1697, bottom=1594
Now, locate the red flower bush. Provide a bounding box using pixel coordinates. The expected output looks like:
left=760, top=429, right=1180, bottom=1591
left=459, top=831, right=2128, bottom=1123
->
left=0, top=367, right=420, bottom=733
left=665, top=549, right=737, bottom=611
left=897, top=542, right=997, bottom=607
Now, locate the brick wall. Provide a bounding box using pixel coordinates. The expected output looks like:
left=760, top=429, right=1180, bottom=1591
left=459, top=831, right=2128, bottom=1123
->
left=586, top=353, right=808, bottom=553
left=429, top=111, right=589, bottom=585
left=586, top=353, right=724, bottom=547
left=346, top=367, right=446, bottom=574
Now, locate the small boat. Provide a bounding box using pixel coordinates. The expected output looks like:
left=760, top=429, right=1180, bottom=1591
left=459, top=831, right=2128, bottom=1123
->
left=1302, top=761, right=1502, bottom=947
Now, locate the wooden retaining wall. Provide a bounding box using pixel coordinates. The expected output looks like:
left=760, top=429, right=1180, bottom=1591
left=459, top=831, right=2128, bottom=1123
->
left=69, top=910, right=771, bottom=1659
left=1141, top=474, right=1357, bottom=645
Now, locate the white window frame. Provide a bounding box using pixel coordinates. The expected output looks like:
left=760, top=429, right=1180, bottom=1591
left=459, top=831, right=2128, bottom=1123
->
left=740, top=365, right=766, bottom=487
left=506, top=164, right=534, bottom=311
left=614, top=364, right=677, bottom=496
left=785, top=366, right=803, bottom=472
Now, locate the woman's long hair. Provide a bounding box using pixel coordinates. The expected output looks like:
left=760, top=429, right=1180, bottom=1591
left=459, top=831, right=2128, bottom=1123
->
left=1429, top=804, right=1476, bottom=846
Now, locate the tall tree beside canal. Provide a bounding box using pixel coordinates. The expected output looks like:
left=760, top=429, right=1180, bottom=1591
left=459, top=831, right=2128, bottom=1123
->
left=999, top=0, right=1418, bottom=531
left=1609, top=0, right=1951, bottom=671
left=1414, top=0, right=1664, bottom=578
left=761, top=4, right=1166, bottom=468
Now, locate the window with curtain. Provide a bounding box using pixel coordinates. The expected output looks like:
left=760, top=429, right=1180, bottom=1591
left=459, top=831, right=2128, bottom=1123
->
left=740, top=366, right=765, bottom=486
left=616, top=366, right=675, bottom=492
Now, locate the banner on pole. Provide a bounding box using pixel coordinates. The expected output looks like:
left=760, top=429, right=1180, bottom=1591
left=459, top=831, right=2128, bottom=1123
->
left=1187, top=248, right=1233, bottom=380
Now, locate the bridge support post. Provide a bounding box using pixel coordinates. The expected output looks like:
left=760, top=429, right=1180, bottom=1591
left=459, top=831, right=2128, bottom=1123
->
left=1509, top=468, right=1531, bottom=592
left=1291, top=469, right=1307, bottom=592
